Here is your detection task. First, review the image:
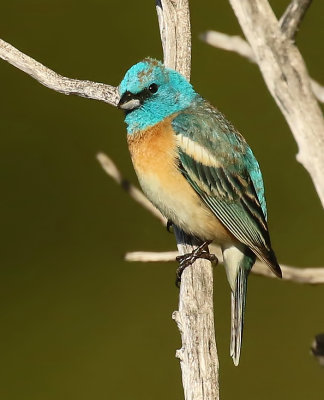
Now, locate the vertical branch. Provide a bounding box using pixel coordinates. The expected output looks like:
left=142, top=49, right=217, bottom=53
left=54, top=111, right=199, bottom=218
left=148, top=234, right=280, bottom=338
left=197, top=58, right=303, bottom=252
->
left=156, top=0, right=177, bottom=71
left=173, top=0, right=192, bottom=80
left=173, top=232, right=219, bottom=400
left=156, top=1, right=219, bottom=400
left=156, top=0, right=191, bottom=80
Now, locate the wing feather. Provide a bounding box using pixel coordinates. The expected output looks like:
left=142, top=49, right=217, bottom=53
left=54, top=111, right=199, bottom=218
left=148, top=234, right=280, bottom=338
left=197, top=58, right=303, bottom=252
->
left=173, top=107, right=281, bottom=277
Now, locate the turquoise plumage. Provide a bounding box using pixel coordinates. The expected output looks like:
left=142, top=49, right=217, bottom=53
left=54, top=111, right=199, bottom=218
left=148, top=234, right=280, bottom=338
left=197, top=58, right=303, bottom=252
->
left=118, top=58, right=282, bottom=365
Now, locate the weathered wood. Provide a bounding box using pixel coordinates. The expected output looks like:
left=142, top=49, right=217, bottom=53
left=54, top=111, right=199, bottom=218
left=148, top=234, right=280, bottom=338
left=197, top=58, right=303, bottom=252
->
left=156, top=1, right=219, bottom=399
left=0, top=38, right=119, bottom=106
left=229, top=0, right=324, bottom=208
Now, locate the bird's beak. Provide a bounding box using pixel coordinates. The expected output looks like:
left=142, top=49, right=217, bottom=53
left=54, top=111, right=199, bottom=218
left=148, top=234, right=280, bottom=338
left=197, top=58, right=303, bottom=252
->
left=118, top=91, right=141, bottom=111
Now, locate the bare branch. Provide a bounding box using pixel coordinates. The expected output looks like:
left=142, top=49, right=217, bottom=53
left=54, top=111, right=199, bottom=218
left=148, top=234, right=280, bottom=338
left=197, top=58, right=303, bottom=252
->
left=253, top=263, right=324, bottom=284
left=173, top=0, right=192, bottom=81
left=279, top=0, right=313, bottom=40
left=310, top=79, right=324, bottom=103
left=201, top=31, right=255, bottom=61
left=172, top=230, right=219, bottom=400
left=125, top=250, right=324, bottom=285
left=0, top=38, right=119, bottom=106
left=126, top=251, right=179, bottom=262
left=156, top=0, right=177, bottom=72
left=228, top=0, right=324, bottom=208
left=156, top=2, right=219, bottom=399
left=201, top=30, right=324, bottom=104
left=156, top=0, right=191, bottom=80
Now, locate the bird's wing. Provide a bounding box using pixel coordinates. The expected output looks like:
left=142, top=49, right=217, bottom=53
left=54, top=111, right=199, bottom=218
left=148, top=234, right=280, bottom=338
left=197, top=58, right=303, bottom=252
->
left=172, top=107, right=281, bottom=277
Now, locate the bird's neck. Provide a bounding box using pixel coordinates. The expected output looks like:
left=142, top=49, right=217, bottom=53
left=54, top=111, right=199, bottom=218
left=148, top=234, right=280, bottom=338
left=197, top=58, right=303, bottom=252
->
left=124, top=94, right=202, bottom=134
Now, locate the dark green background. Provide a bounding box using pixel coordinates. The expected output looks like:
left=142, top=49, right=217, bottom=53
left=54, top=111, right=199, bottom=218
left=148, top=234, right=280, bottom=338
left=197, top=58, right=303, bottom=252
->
left=1, top=1, right=324, bottom=399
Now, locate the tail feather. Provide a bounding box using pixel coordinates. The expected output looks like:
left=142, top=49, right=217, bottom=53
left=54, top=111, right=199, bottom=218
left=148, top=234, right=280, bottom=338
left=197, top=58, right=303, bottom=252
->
left=230, top=266, right=248, bottom=366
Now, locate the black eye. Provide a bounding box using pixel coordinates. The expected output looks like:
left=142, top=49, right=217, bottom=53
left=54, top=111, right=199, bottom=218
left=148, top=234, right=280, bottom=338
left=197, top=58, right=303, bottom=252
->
left=148, top=83, right=158, bottom=93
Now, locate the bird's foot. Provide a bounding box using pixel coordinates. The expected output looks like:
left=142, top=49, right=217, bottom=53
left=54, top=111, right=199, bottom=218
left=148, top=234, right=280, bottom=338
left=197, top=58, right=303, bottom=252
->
left=175, top=240, right=217, bottom=287
left=166, top=219, right=173, bottom=233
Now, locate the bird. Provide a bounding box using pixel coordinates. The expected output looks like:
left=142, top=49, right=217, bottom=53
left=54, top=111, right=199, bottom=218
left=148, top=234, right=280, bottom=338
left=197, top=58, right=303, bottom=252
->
left=117, top=58, right=282, bottom=366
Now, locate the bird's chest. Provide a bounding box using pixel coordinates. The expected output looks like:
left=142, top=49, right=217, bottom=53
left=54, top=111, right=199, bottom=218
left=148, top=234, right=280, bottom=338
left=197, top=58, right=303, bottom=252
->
left=127, top=119, right=231, bottom=242
left=127, top=118, right=185, bottom=215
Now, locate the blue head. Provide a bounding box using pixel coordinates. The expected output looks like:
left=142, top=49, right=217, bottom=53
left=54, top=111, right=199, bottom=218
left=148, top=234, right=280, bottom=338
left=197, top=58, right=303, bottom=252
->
left=118, top=58, right=197, bottom=134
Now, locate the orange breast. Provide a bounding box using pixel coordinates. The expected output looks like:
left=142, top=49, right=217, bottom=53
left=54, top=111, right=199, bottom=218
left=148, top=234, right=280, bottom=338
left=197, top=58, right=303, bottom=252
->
left=127, top=117, right=233, bottom=244
left=127, top=116, right=177, bottom=179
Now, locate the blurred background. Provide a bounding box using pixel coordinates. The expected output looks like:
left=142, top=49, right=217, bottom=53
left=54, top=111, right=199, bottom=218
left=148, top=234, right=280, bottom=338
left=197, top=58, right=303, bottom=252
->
left=0, top=0, right=324, bottom=399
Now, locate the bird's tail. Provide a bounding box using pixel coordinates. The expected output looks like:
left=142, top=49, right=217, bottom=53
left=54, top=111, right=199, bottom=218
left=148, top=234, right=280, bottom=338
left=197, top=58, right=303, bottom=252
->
left=223, top=245, right=254, bottom=366
left=230, top=265, right=249, bottom=366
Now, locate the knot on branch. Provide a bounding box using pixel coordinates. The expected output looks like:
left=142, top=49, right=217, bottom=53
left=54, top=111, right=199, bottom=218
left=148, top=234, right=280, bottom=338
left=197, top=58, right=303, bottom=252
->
left=175, top=348, right=185, bottom=361
left=172, top=310, right=183, bottom=333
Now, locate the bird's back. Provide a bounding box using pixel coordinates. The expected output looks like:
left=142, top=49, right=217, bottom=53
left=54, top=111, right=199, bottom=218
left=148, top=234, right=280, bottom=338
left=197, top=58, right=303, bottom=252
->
left=172, top=99, right=281, bottom=278
left=172, top=99, right=267, bottom=216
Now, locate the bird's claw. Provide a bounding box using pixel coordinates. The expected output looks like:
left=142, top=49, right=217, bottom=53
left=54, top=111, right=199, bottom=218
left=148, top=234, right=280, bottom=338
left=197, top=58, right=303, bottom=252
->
left=175, top=240, right=218, bottom=287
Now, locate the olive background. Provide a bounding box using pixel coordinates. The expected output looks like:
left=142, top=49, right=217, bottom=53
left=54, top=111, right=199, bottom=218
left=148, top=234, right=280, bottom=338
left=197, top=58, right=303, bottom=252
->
left=1, top=1, right=324, bottom=399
